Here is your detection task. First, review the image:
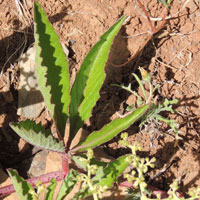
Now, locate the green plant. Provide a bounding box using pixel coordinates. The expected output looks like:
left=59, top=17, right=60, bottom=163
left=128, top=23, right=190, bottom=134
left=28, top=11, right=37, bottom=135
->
left=75, top=149, right=108, bottom=200
left=0, top=2, right=149, bottom=200
left=120, top=132, right=155, bottom=198
left=114, top=67, right=180, bottom=146
left=119, top=133, right=200, bottom=200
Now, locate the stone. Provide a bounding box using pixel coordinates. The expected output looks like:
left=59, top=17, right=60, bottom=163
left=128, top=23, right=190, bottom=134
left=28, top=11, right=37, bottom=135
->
left=17, top=46, right=45, bottom=118
left=28, top=147, right=48, bottom=177
left=45, top=151, right=62, bottom=173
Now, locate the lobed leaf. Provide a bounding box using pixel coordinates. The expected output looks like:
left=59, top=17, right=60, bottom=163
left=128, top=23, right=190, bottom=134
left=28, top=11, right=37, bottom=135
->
left=10, top=120, right=65, bottom=153
left=69, top=16, right=126, bottom=141
left=8, top=169, right=34, bottom=200
left=56, top=170, right=77, bottom=200
left=73, top=104, right=148, bottom=152
left=34, top=2, right=70, bottom=138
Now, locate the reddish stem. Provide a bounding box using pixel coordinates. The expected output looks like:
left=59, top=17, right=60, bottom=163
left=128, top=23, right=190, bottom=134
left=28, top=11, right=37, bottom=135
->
left=0, top=170, right=64, bottom=197
left=137, top=0, right=155, bottom=33
left=0, top=170, right=185, bottom=198
left=0, top=153, right=70, bottom=198
left=62, top=154, right=70, bottom=177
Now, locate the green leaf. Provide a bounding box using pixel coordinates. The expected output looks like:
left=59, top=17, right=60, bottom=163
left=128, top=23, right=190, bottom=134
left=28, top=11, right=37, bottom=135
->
left=69, top=16, right=126, bottom=140
left=71, top=155, right=130, bottom=200
left=56, top=170, right=77, bottom=200
left=8, top=169, right=34, bottom=200
left=98, top=155, right=130, bottom=187
left=34, top=2, right=70, bottom=138
left=10, top=120, right=65, bottom=153
left=73, top=104, right=148, bottom=152
left=45, top=179, right=57, bottom=200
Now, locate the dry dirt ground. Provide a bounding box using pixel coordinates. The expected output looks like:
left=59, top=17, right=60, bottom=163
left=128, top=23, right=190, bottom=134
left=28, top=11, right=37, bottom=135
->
left=0, top=0, right=200, bottom=199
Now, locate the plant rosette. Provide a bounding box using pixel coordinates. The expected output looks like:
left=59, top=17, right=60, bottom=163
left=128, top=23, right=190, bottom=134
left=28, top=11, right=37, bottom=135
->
left=0, top=2, right=148, bottom=200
